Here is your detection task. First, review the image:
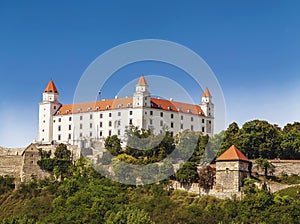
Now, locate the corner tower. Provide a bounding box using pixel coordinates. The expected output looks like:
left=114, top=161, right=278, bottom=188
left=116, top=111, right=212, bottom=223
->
left=133, top=75, right=151, bottom=108
left=38, top=80, right=61, bottom=144
left=215, top=145, right=250, bottom=192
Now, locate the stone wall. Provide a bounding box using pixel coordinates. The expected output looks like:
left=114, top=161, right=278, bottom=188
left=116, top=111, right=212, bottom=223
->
left=251, top=160, right=300, bottom=176
left=0, top=155, right=23, bottom=178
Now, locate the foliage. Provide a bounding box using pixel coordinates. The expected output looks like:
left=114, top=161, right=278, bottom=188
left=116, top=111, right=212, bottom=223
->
left=54, top=143, right=71, bottom=160
left=105, top=135, right=122, bottom=156
left=0, top=176, right=15, bottom=194
left=255, top=158, right=275, bottom=177
left=198, top=165, right=216, bottom=191
left=175, top=162, right=199, bottom=184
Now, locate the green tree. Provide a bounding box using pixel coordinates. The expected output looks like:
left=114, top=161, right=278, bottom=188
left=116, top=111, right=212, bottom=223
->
left=238, top=120, right=282, bottom=159
left=105, top=135, right=122, bottom=156
left=105, top=207, right=154, bottom=224
left=54, top=143, right=71, bottom=160
left=256, top=158, right=275, bottom=178
left=175, top=162, right=199, bottom=184
left=217, top=122, right=240, bottom=157
left=280, top=128, right=300, bottom=159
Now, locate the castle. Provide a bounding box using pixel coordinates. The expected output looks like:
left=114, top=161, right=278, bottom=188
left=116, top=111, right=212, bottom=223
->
left=38, top=75, right=214, bottom=147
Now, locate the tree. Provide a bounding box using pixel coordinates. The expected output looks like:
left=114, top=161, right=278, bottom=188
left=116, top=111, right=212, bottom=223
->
left=217, top=122, right=240, bottom=157
left=175, top=162, right=199, bottom=184
left=105, top=207, right=154, bottom=224
left=238, top=120, right=282, bottom=159
left=255, top=158, right=275, bottom=178
left=280, top=128, right=300, bottom=159
left=54, top=143, right=71, bottom=160
left=105, top=135, right=122, bottom=156
left=198, top=165, right=216, bottom=192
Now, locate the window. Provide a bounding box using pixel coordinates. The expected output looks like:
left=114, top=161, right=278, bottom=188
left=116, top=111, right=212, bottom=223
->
left=42, top=129, right=44, bottom=132
left=109, top=113, right=112, bottom=117
left=209, top=121, right=211, bottom=124
left=80, top=116, right=83, bottom=121
left=58, top=126, right=61, bottom=131
left=202, top=119, right=205, bottom=123
left=181, top=124, right=183, bottom=129
left=108, top=130, right=112, bottom=136
left=53, top=120, right=56, bottom=123
left=118, top=111, right=121, bottom=116
left=129, top=119, right=133, bottom=125
left=58, top=135, right=61, bottom=140
left=191, top=117, right=194, bottom=122
left=118, top=130, right=121, bottom=135
left=191, top=125, right=194, bottom=131
left=58, top=118, right=61, bottom=122
left=80, top=124, right=82, bottom=129
left=100, top=122, right=102, bottom=128
left=90, top=132, right=92, bottom=137
left=202, top=127, right=205, bottom=132
left=150, top=119, right=152, bottom=125
left=181, top=115, right=183, bottom=120
left=100, top=113, right=103, bottom=118
left=171, top=122, right=174, bottom=128
left=90, top=123, right=92, bottom=128
left=69, top=125, right=71, bottom=130
left=100, top=131, right=102, bottom=137
left=54, top=106, right=56, bottom=110
left=118, top=120, right=121, bottom=126
left=68, top=134, right=71, bottom=139
left=90, top=114, right=93, bottom=119
left=160, top=120, right=163, bottom=126
left=160, top=112, right=163, bottom=117
left=171, top=114, right=174, bottom=119
left=150, top=111, right=153, bottom=116
left=69, top=117, right=72, bottom=121
left=129, top=111, right=133, bottom=115
left=96, top=106, right=99, bottom=110
left=80, top=133, right=82, bottom=137
left=109, top=121, right=112, bottom=127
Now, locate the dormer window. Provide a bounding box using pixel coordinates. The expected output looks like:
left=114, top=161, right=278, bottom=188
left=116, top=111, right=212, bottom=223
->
left=127, top=103, right=131, bottom=108
left=106, top=105, right=110, bottom=109
left=77, top=108, right=82, bottom=112
left=187, top=109, right=191, bottom=113
left=96, top=106, right=100, bottom=111
left=57, top=111, right=60, bottom=115
left=66, top=110, right=70, bottom=114
left=87, top=107, right=92, bottom=111
left=168, top=106, right=172, bottom=110
left=118, top=104, right=122, bottom=108
left=158, top=104, right=162, bottom=108
left=178, top=108, right=182, bottom=112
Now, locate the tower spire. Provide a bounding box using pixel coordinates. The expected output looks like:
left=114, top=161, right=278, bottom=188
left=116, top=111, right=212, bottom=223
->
left=137, top=75, right=148, bottom=86
left=44, top=80, right=58, bottom=93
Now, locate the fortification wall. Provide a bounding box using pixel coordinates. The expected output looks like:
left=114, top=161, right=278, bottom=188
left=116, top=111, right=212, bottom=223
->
left=251, top=160, right=300, bottom=176
left=0, top=155, right=23, bottom=178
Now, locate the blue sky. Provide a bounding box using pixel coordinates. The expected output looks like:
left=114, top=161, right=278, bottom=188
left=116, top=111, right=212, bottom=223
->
left=0, top=1, right=300, bottom=147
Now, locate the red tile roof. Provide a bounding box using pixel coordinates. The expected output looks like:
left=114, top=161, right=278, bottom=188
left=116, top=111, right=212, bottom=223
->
left=137, top=75, right=148, bottom=85
left=202, top=88, right=211, bottom=97
left=44, top=80, right=58, bottom=93
left=55, top=97, right=205, bottom=116
left=216, top=145, right=249, bottom=162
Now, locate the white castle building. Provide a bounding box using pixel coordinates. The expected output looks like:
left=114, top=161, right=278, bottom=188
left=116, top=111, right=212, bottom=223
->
left=38, top=76, right=214, bottom=147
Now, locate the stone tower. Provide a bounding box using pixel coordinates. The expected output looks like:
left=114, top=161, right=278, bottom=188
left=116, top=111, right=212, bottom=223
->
left=215, top=145, right=249, bottom=192
left=38, top=80, right=61, bottom=144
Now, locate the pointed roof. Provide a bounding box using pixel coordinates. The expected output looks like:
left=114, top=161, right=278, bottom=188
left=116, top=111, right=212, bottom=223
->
left=216, top=145, right=249, bottom=162
left=137, top=75, right=148, bottom=85
left=44, top=80, right=58, bottom=93
left=202, top=88, right=212, bottom=97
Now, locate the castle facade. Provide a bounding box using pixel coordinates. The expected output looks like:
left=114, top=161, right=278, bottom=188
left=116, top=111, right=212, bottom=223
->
left=38, top=75, right=214, bottom=146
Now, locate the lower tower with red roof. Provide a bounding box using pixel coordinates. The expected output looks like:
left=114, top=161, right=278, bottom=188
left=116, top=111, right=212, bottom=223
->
left=215, top=145, right=250, bottom=193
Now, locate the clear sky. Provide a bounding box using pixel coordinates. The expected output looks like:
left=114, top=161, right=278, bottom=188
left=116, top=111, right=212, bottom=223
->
left=0, top=1, right=300, bottom=147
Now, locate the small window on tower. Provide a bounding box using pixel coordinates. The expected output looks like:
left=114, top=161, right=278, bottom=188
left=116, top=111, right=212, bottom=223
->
left=100, top=114, right=103, bottom=118
left=68, top=134, right=71, bottom=139
left=54, top=106, right=56, bottom=110
left=171, top=114, right=174, bottom=119
left=99, top=131, right=102, bottom=137
left=69, top=117, right=72, bottom=121
left=191, top=117, right=193, bottom=122
left=129, top=111, right=133, bottom=116
left=109, top=113, right=112, bottom=117
left=58, top=118, right=61, bottom=122
left=160, top=112, right=163, bottom=117
left=58, top=135, right=61, bottom=140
